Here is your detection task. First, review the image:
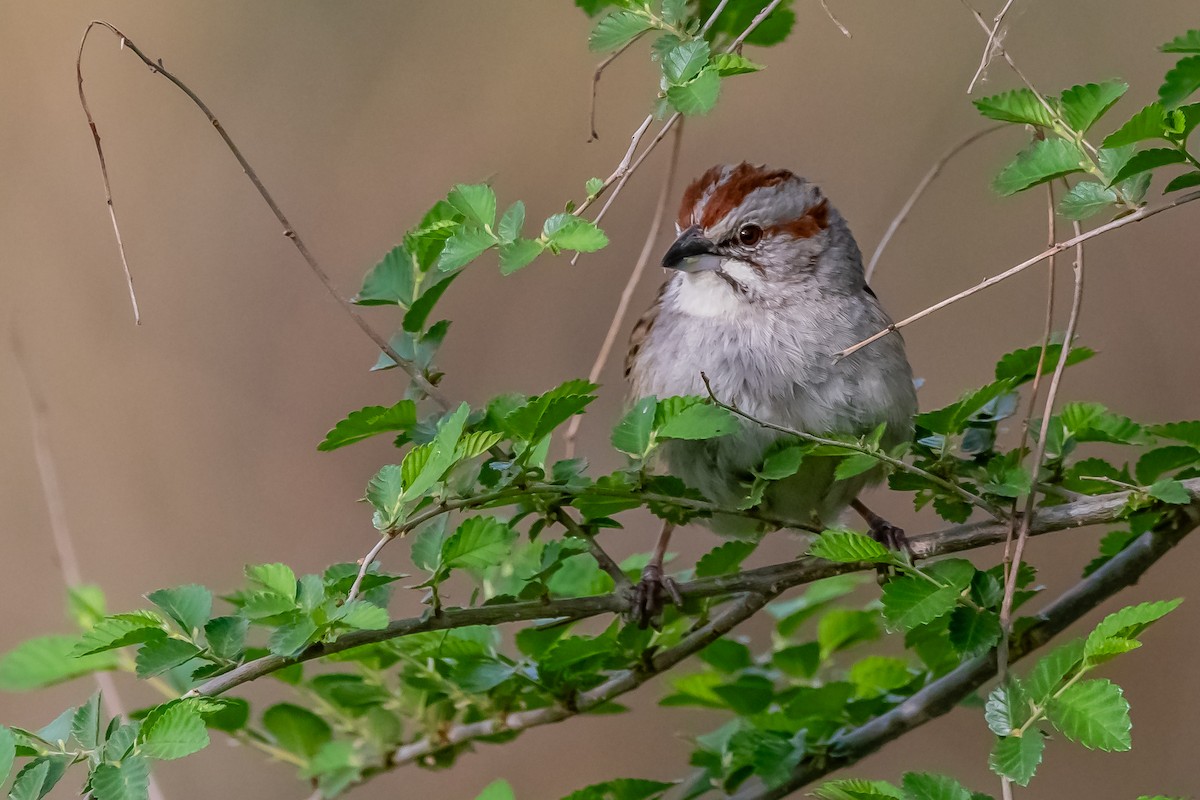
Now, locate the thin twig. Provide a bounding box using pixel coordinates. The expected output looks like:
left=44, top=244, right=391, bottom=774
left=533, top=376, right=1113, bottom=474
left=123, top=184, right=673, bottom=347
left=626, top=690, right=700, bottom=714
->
left=76, top=21, right=449, bottom=407
left=702, top=374, right=1007, bottom=519
left=563, top=123, right=684, bottom=456
left=837, top=188, right=1200, bottom=360
left=588, top=37, right=639, bottom=142
left=819, top=0, right=852, bottom=38
left=345, top=534, right=394, bottom=603
left=865, top=124, right=1007, bottom=282
left=728, top=504, right=1199, bottom=799
left=187, top=478, right=1200, bottom=699
left=966, top=0, right=1017, bottom=93
left=12, top=330, right=167, bottom=800
left=701, top=0, right=733, bottom=34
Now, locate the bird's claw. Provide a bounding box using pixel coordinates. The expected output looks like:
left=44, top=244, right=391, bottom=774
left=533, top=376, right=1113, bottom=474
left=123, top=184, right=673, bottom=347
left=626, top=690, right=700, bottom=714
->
left=866, top=519, right=913, bottom=583
left=631, top=563, right=682, bottom=629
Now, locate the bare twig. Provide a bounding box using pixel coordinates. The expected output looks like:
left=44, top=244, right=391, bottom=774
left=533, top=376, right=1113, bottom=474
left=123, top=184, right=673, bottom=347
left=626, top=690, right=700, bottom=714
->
left=701, top=0, right=733, bottom=34
left=588, top=37, right=639, bottom=142
left=12, top=330, right=167, bottom=800
left=729, top=0, right=787, bottom=51
left=837, top=188, right=1200, bottom=360
left=819, top=0, right=852, bottom=38
left=702, top=374, right=1007, bottom=519
left=865, top=124, right=1007, bottom=282
left=345, top=534, right=395, bottom=603
left=966, top=0, right=1017, bottom=93
left=76, top=21, right=449, bottom=407
left=188, top=478, right=1200, bottom=699
left=563, top=123, right=684, bottom=456
left=728, top=503, right=1199, bottom=799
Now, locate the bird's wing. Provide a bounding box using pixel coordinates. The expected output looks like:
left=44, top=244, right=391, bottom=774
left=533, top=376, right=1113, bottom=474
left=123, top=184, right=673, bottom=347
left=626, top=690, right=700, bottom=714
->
left=624, top=281, right=668, bottom=382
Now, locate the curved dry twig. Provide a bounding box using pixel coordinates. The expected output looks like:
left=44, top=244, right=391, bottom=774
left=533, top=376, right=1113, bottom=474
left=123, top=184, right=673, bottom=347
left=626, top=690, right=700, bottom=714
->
left=966, top=0, right=1017, bottom=93
left=76, top=21, right=449, bottom=407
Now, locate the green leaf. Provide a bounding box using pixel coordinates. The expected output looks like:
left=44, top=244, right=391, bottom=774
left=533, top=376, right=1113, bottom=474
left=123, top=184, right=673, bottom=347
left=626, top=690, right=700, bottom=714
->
left=498, top=238, right=546, bottom=274
left=1059, top=81, right=1128, bottom=133
left=267, top=617, right=318, bottom=657
left=1047, top=678, right=1131, bottom=751
left=141, top=703, right=209, bottom=760
left=994, top=139, right=1086, bottom=195
left=1159, top=55, right=1200, bottom=109
left=404, top=273, right=458, bottom=333
left=817, top=609, right=879, bottom=658
left=71, top=692, right=102, bottom=749
left=75, top=613, right=167, bottom=656
left=135, top=639, right=201, bottom=679
left=474, top=780, right=516, bottom=800
left=0, top=727, right=14, bottom=786
left=334, top=601, right=389, bottom=631
left=1135, top=444, right=1199, bottom=483
left=68, top=584, right=108, bottom=629
left=662, top=39, right=711, bottom=84
left=1150, top=420, right=1200, bottom=446
left=0, top=635, right=118, bottom=690
left=809, top=530, right=892, bottom=564
left=666, top=66, right=721, bottom=115
left=246, top=563, right=297, bottom=599
left=712, top=52, right=763, bottom=77
left=239, top=591, right=299, bottom=620
left=402, top=403, right=470, bottom=502
left=973, top=88, right=1055, bottom=126
left=561, top=778, right=674, bottom=800
left=1107, top=147, right=1187, bottom=185
left=203, top=617, right=247, bottom=662
left=900, top=772, right=972, bottom=800
left=948, top=606, right=1001, bottom=655
left=848, top=656, right=911, bottom=698
left=438, top=226, right=496, bottom=271
left=993, top=343, right=1094, bottom=382
left=91, top=756, right=150, bottom=800
left=1164, top=171, right=1200, bottom=192
left=612, top=396, right=657, bottom=456
left=147, top=585, right=212, bottom=636
left=695, top=540, right=757, bottom=577
left=263, top=703, right=331, bottom=759
left=656, top=402, right=738, bottom=440
left=881, top=577, right=959, bottom=631
left=542, top=214, right=609, bottom=252
left=812, top=779, right=903, bottom=800
left=7, top=760, right=50, bottom=800
left=1148, top=478, right=1191, bottom=504
left=447, top=183, right=497, bottom=227
left=1026, top=639, right=1085, bottom=701
left=442, top=517, right=516, bottom=571
left=1163, top=30, right=1200, bottom=53
left=319, top=401, right=418, bottom=451
left=1085, top=599, right=1182, bottom=658
left=1057, top=180, right=1119, bottom=219
left=989, top=729, right=1045, bottom=787
left=585, top=177, right=604, bottom=197
left=1060, top=401, right=1144, bottom=444
left=505, top=379, right=598, bottom=442
left=1102, top=103, right=1168, bottom=148
left=589, top=9, right=653, bottom=52
left=834, top=452, right=880, bottom=481
left=354, top=244, right=412, bottom=306
left=497, top=201, right=526, bottom=243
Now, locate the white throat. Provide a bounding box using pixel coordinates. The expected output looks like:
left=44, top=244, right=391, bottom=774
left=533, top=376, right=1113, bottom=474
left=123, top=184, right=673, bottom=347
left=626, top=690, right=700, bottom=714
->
left=672, top=262, right=756, bottom=320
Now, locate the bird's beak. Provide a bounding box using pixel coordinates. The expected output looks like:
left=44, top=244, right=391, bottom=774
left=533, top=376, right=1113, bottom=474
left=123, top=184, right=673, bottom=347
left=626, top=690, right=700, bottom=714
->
left=662, top=226, right=722, bottom=273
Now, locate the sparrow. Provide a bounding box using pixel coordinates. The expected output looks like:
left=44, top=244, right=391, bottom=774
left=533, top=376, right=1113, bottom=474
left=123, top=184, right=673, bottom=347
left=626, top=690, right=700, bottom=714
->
left=624, top=163, right=918, bottom=625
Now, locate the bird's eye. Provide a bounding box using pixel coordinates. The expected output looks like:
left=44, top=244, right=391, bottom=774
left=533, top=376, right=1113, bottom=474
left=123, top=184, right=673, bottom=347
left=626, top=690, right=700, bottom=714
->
left=737, top=224, right=763, bottom=246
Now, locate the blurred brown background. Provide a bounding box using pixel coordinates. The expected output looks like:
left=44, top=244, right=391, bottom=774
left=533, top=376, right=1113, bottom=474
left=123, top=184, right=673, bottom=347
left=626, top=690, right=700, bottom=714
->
left=2, top=2, right=1198, bottom=798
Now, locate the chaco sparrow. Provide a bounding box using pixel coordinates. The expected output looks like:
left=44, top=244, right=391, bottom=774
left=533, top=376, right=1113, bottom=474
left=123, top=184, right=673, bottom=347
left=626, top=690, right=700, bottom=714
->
left=625, top=162, right=918, bottom=624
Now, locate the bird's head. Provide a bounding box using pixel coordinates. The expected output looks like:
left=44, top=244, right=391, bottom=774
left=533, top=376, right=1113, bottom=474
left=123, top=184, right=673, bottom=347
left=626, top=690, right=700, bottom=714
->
left=663, top=163, right=862, bottom=302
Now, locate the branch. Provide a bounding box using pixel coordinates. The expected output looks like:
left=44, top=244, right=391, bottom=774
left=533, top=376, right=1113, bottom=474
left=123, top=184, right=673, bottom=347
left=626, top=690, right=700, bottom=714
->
left=189, top=478, right=1200, bottom=700
left=729, top=501, right=1200, bottom=799
left=837, top=188, right=1200, bottom=360
left=76, top=21, right=449, bottom=407
left=966, top=0, right=1017, bottom=93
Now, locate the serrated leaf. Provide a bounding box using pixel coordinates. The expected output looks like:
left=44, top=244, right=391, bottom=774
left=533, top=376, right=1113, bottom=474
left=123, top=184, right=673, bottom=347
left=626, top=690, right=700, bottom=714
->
left=1026, top=639, right=1085, bottom=702
left=974, top=88, right=1055, bottom=126
left=499, top=238, right=545, bottom=274
left=245, top=563, right=297, bottom=599
left=442, top=517, right=515, bottom=571
left=993, top=343, right=1095, bottom=382
left=446, top=184, right=496, bottom=227
left=7, top=760, right=50, bottom=800
left=848, top=656, right=911, bottom=698
left=91, top=756, right=150, bottom=800
left=1102, top=103, right=1168, bottom=148
left=319, top=401, right=418, bottom=452
left=354, top=244, right=413, bottom=306
left=1148, top=478, right=1191, bottom=504
left=1163, top=30, right=1200, bottom=53
left=834, top=452, right=880, bottom=481
left=1150, top=420, right=1200, bottom=446
left=561, top=777, right=674, bottom=800
left=589, top=9, right=653, bottom=52
left=401, top=403, right=470, bottom=502
left=694, top=540, right=757, bottom=577
left=0, top=635, right=118, bottom=690
left=666, top=66, right=721, bottom=115
left=1136, top=445, right=1200, bottom=483
left=812, top=779, right=903, bottom=800
left=662, top=39, right=710, bottom=84
left=542, top=214, right=609, bottom=252
left=203, top=616, right=247, bottom=662
left=712, top=52, right=763, bottom=77
left=948, top=606, right=1001, bottom=655
left=135, top=639, right=201, bottom=679
left=437, top=226, right=496, bottom=271
left=1060, top=402, right=1144, bottom=444
left=817, top=608, right=879, bottom=658
left=334, top=601, right=389, bottom=631
left=900, top=772, right=972, bottom=800
left=1057, top=180, right=1119, bottom=219
left=881, top=577, right=959, bottom=631
left=0, top=727, right=13, bottom=786
left=1107, top=147, right=1187, bottom=185
left=1047, top=678, right=1131, bottom=751
left=141, top=703, right=209, bottom=760
left=239, top=591, right=299, bottom=619
left=1059, top=81, right=1128, bottom=133
left=147, top=585, right=212, bottom=637
left=75, top=613, right=168, bottom=656
left=994, top=139, right=1087, bottom=195
left=71, top=692, right=102, bottom=749
left=585, top=177, right=604, bottom=197
left=404, top=273, right=458, bottom=333
left=497, top=201, right=526, bottom=243
left=1164, top=171, right=1200, bottom=192
left=990, top=729, right=1045, bottom=786
left=267, top=617, right=319, bottom=658
left=1085, top=599, right=1182, bottom=658
left=1159, top=55, right=1200, bottom=109
left=809, top=530, right=892, bottom=564
left=612, top=396, right=657, bottom=456
left=263, top=703, right=331, bottom=759
left=656, top=402, right=737, bottom=440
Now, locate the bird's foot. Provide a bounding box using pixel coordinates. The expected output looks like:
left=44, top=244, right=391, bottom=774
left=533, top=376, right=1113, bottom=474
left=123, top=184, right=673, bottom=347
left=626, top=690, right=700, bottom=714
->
left=865, top=517, right=913, bottom=583
left=631, top=562, right=683, bottom=629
